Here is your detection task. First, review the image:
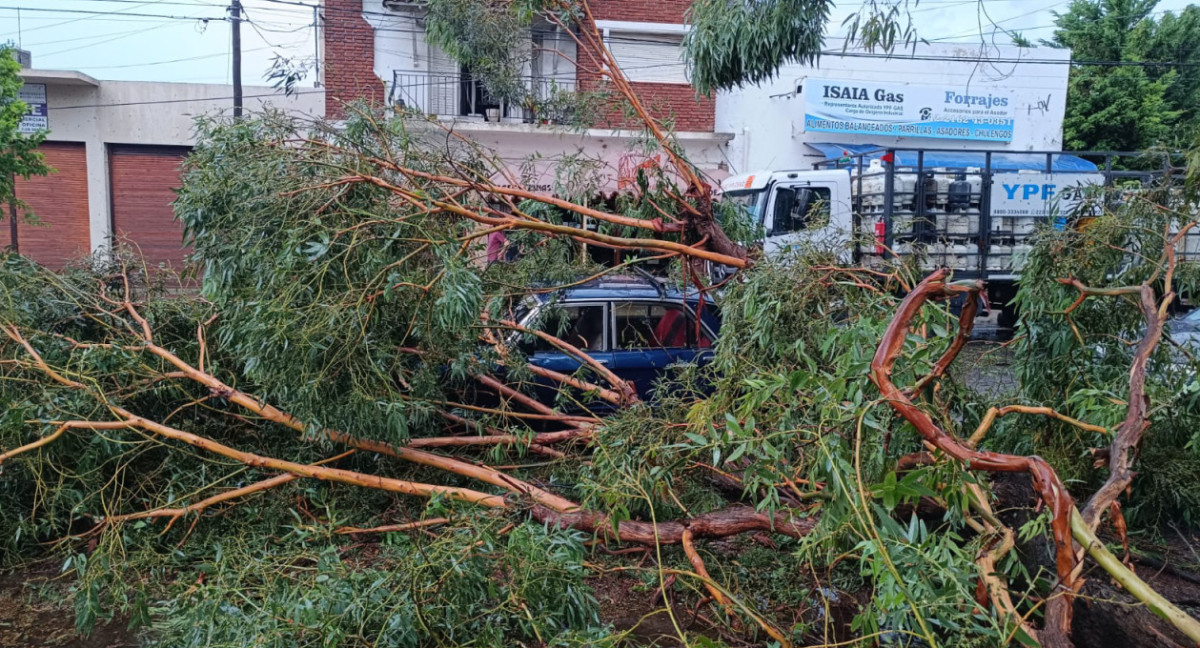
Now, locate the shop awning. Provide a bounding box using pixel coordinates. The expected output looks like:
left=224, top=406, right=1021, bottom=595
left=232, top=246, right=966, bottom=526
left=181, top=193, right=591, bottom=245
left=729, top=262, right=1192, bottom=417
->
left=807, top=143, right=1100, bottom=172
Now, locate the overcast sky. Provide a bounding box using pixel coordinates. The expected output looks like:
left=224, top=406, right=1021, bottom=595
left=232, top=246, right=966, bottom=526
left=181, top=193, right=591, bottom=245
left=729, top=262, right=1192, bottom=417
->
left=0, top=0, right=1195, bottom=86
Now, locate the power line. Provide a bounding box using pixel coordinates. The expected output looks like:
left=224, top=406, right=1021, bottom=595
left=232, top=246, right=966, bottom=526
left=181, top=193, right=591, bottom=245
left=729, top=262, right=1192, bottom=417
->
left=0, top=5, right=226, bottom=22
left=39, top=21, right=176, bottom=57
left=75, top=45, right=271, bottom=70
left=51, top=88, right=323, bottom=110
left=20, top=21, right=177, bottom=48
left=38, top=0, right=226, bottom=7
left=818, top=50, right=1200, bottom=67
left=0, top=1, right=161, bottom=37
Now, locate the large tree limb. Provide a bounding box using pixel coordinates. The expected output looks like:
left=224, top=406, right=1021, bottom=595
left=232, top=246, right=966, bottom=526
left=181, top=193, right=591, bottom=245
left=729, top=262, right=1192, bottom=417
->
left=531, top=505, right=815, bottom=544
left=117, top=410, right=508, bottom=507
left=5, top=322, right=578, bottom=512
left=871, top=271, right=1079, bottom=590
left=870, top=270, right=1081, bottom=646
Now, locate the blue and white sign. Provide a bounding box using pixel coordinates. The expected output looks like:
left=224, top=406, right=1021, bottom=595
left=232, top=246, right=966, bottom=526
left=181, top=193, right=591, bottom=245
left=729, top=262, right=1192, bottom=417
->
left=18, top=83, right=48, bottom=135
left=991, top=173, right=1105, bottom=223
left=803, top=78, right=1015, bottom=142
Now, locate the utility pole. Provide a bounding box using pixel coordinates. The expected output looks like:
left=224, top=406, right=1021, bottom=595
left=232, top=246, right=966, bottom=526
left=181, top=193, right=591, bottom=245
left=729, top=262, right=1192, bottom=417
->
left=7, top=175, right=18, bottom=254
left=312, top=4, right=321, bottom=87
left=230, top=0, right=243, bottom=118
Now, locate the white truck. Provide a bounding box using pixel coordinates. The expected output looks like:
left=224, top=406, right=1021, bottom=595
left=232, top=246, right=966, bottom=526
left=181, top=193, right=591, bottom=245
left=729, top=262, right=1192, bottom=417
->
left=720, top=146, right=1176, bottom=326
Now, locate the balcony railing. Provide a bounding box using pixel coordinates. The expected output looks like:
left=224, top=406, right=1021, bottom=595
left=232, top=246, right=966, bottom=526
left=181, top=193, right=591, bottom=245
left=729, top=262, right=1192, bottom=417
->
left=390, top=71, right=577, bottom=123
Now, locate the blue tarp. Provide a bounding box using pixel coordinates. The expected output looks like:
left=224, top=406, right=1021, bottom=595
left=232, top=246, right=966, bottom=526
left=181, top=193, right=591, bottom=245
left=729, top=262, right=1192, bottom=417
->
left=807, top=142, right=1100, bottom=173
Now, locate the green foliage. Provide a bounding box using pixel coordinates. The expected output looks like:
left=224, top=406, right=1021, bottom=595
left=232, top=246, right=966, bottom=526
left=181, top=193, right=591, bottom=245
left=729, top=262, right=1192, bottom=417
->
left=684, top=0, right=922, bottom=95
left=11, top=93, right=1200, bottom=647
left=1061, top=65, right=1178, bottom=152
left=0, top=45, right=53, bottom=212
left=684, top=0, right=831, bottom=95
left=1008, top=182, right=1200, bottom=526
left=139, top=517, right=606, bottom=647
left=424, top=0, right=540, bottom=106
left=1052, top=0, right=1200, bottom=150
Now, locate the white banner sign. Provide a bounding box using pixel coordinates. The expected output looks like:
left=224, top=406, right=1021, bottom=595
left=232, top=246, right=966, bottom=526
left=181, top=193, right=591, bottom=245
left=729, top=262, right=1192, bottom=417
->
left=803, top=78, right=1015, bottom=142
left=990, top=173, right=1105, bottom=222
left=18, top=83, right=48, bottom=134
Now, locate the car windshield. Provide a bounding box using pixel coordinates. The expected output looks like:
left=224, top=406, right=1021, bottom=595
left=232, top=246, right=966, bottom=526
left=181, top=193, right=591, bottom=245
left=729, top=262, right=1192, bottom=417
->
left=724, top=190, right=765, bottom=223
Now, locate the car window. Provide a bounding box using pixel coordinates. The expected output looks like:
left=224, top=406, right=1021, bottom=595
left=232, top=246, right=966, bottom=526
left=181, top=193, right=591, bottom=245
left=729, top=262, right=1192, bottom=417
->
left=614, top=301, right=704, bottom=350
left=531, top=305, right=606, bottom=352
left=775, top=186, right=832, bottom=234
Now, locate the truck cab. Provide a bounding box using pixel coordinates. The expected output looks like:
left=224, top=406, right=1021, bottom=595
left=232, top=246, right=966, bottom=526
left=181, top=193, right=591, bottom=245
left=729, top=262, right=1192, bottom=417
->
left=721, top=169, right=854, bottom=258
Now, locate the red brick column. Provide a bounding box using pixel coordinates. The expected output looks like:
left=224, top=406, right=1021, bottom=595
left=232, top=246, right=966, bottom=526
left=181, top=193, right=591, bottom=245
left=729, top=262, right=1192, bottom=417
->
left=323, top=0, right=385, bottom=118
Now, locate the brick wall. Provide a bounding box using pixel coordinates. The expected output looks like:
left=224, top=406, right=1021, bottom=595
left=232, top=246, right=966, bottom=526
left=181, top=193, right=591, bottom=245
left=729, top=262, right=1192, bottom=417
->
left=581, top=75, right=714, bottom=132
left=323, top=0, right=384, bottom=118
left=580, top=1, right=715, bottom=132
left=589, top=0, right=694, bottom=23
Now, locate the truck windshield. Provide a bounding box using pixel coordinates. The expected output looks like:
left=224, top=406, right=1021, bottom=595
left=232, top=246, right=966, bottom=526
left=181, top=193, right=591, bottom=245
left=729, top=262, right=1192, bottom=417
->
left=723, top=190, right=766, bottom=223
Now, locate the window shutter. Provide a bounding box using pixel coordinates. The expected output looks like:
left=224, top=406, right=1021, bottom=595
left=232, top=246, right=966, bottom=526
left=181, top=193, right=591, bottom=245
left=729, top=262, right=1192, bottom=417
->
left=608, top=32, right=687, bottom=84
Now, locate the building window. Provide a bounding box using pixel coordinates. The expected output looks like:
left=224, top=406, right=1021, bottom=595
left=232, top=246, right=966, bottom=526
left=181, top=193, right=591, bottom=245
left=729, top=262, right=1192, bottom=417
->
left=601, top=23, right=688, bottom=85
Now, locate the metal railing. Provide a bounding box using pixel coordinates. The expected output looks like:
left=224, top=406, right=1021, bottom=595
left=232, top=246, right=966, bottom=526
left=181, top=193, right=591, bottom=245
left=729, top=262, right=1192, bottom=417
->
left=390, top=71, right=577, bottom=121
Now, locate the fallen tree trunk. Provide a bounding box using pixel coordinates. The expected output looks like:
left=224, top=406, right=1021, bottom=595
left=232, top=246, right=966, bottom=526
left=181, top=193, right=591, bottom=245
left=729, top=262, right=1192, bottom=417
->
left=531, top=504, right=816, bottom=544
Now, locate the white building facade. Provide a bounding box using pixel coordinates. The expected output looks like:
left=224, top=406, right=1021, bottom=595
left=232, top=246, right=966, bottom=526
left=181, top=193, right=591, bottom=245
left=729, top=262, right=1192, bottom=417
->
left=12, top=68, right=322, bottom=268
left=324, top=0, right=732, bottom=189
left=715, top=40, right=1073, bottom=173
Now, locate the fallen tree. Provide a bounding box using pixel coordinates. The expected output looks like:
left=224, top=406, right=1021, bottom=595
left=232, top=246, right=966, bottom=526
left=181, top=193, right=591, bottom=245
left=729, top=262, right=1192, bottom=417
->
left=3, top=0, right=1200, bottom=644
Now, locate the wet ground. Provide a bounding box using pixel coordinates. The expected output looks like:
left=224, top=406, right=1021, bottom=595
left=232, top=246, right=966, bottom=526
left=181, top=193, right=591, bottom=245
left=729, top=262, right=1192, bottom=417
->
left=0, top=565, right=136, bottom=648
left=958, top=311, right=1020, bottom=399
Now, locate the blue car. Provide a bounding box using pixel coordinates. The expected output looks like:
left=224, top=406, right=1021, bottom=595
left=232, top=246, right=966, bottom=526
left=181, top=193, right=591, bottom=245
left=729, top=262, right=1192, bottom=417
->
left=506, top=274, right=721, bottom=408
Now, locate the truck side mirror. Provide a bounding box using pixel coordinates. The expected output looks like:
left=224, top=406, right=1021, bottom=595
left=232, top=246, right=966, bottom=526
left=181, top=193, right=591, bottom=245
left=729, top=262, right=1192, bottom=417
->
left=772, top=188, right=796, bottom=235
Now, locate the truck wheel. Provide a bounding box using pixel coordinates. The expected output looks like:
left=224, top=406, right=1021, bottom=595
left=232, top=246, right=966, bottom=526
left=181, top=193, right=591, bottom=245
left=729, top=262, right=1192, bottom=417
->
left=997, top=307, right=1019, bottom=329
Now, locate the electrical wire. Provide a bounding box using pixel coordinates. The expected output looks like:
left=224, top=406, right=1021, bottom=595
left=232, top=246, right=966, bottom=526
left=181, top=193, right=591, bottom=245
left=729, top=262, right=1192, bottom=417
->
left=78, top=45, right=272, bottom=70
left=0, top=0, right=161, bottom=37
left=50, top=88, right=324, bottom=110
left=37, top=0, right=226, bottom=7
left=20, top=21, right=177, bottom=48
left=8, top=0, right=1196, bottom=86
left=0, top=5, right=227, bottom=21
left=39, top=20, right=177, bottom=57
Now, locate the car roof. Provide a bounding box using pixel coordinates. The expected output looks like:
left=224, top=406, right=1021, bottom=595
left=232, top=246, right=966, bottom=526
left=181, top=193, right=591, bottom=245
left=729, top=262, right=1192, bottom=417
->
left=537, top=274, right=700, bottom=302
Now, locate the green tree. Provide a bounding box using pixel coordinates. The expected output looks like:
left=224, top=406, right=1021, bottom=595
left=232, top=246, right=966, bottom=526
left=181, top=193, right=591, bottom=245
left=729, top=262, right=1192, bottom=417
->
left=0, top=44, right=52, bottom=244
left=1061, top=65, right=1177, bottom=150
left=1051, top=0, right=1200, bottom=150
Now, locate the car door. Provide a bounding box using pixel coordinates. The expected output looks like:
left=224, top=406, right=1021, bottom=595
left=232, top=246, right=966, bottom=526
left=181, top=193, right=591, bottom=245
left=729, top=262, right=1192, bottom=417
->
left=523, top=302, right=616, bottom=409
left=608, top=300, right=716, bottom=399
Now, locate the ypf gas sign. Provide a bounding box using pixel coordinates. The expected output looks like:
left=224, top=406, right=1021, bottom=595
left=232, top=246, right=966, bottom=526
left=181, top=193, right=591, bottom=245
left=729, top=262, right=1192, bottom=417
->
left=990, top=173, right=1105, bottom=221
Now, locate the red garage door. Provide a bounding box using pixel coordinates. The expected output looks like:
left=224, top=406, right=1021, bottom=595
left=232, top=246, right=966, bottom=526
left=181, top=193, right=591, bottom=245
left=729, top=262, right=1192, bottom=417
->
left=0, top=142, right=91, bottom=269
left=109, top=145, right=192, bottom=271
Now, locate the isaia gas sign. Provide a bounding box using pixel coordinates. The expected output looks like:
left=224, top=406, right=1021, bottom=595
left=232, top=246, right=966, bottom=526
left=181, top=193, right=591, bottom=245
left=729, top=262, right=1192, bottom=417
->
left=803, top=79, right=1015, bottom=142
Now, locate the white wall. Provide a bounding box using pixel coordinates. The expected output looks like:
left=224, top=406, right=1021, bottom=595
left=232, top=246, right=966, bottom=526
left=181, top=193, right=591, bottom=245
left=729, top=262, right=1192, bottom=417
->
left=715, top=40, right=1072, bottom=173
left=364, top=3, right=434, bottom=106
left=418, top=120, right=730, bottom=187
left=27, top=73, right=323, bottom=253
